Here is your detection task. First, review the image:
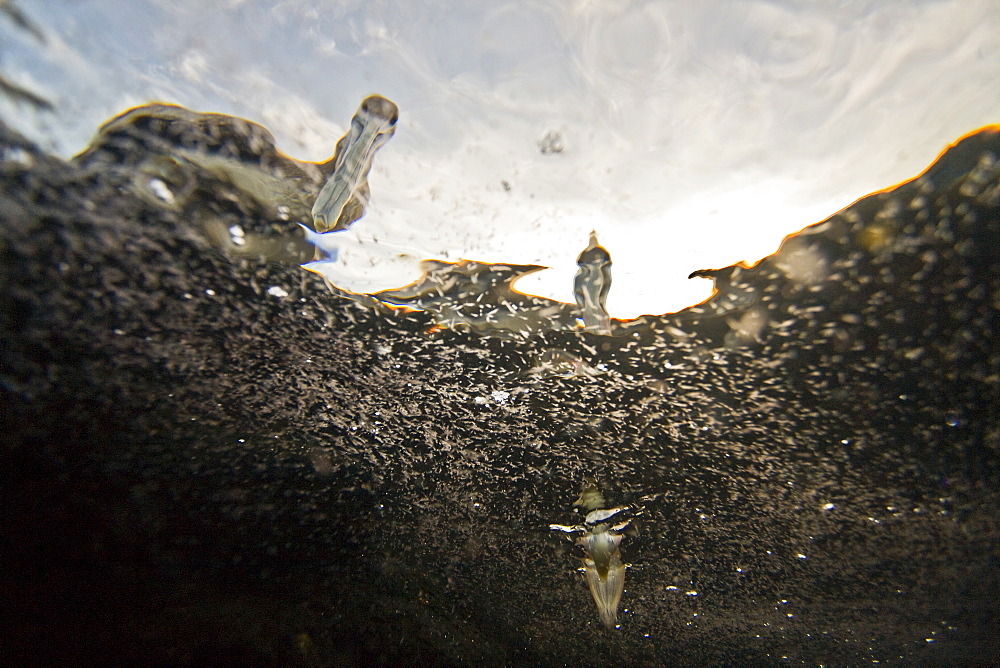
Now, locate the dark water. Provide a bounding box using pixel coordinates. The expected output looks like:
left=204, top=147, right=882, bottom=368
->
left=1, top=102, right=998, bottom=664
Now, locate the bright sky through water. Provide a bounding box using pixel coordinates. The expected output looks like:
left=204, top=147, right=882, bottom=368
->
left=2, top=0, right=998, bottom=318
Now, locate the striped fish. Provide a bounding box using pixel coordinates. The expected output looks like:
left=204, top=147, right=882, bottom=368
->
left=312, top=95, right=399, bottom=233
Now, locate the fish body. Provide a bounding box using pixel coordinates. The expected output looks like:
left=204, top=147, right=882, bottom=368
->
left=312, top=95, right=399, bottom=233
left=579, top=527, right=626, bottom=629
left=574, top=231, right=613, bottom=335
left=551, top=481, right=632, bottom=628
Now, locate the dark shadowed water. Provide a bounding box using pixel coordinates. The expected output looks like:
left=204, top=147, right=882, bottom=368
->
left=1, top=98, right=998, bottom=664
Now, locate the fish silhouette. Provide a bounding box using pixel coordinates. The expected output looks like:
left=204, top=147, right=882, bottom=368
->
left=551, top=479, right=632, bottom=629
left=574, top=231, right=613, bottom=334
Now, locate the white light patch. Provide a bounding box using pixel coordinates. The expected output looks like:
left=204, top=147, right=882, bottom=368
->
left=266, top=286, right=289, bottom=298
left=148, top=178, right=175, bottom=204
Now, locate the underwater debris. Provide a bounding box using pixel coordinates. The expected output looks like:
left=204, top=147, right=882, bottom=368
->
left=574, top=231, right=613, bottom=335
left=311, top=95, right=398, bottom=233
left=524, top=348, right=603, bottom=379
left=551, top=478, right=633, bottom=629
left=373, top=259, right=577, bottom=337
left=4, top=91, right=1000, bottom=663
left=538, top=130, right=565, bottom=155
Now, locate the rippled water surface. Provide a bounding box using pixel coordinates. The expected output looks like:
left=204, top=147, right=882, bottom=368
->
left=3, top=0, right=999, bottom=315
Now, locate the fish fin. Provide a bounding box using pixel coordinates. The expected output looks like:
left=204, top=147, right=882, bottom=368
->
left=584, top=555, right=625, bottom=629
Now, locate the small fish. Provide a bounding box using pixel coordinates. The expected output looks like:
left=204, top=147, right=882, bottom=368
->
left=574, top=231, right=613, bottom=335
left=312, top=95, right=399, bottom=233
left=373, top=260, right=578, bottom=337
left=551, top=479, right=632, bottom=628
